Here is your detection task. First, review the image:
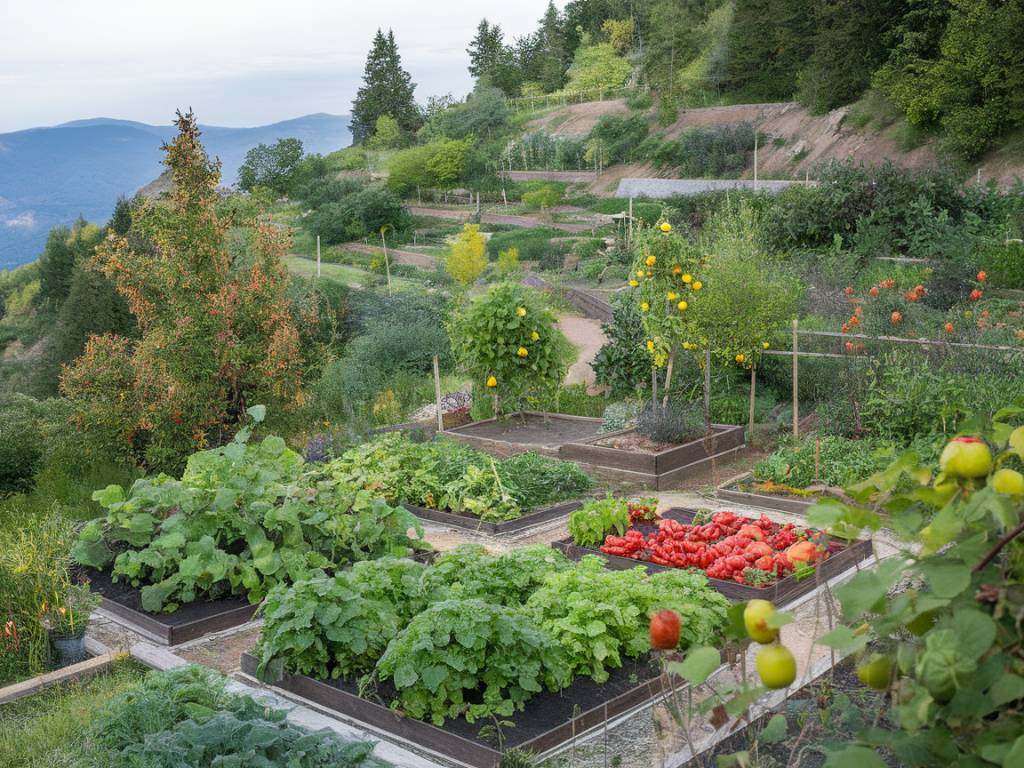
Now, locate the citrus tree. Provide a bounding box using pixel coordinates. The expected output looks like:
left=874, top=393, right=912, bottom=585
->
left=449, top=283, right=568, bottom=415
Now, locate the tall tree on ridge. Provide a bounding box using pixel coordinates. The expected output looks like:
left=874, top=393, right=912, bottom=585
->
left=350, top=29, right=420, bottom=144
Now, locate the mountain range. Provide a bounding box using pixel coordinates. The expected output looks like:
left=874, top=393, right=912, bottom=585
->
left=0, top=114, right=351, bottom=269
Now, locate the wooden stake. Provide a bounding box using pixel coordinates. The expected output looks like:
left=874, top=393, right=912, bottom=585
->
left=753, top=132, right=759, bottom=191
left=651, top=366, right=658, bottom=407
left=703, top=348, right=712, bottom=434
left=662, top=350, right=675, bottom=409
left=792, top=318, right=799, bottom=438
left=316, top=235, right=321, bottom=278
left=748, top=364, right=756, bottom=438
left=381, top=229, right=392, bottom=298
left=628, top=197, right=633, bottom=248
left=433, top=355, right=443, bottom=433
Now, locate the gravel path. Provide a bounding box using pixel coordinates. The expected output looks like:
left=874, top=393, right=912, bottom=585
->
left=558, top=314, right=607, bottom=390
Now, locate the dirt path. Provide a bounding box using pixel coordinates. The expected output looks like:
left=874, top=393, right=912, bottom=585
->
left=558, top=314, right=607, bottom=390
left=408, top=206, right=596, bottom=233
left=344, top=242, right=439, bottom=269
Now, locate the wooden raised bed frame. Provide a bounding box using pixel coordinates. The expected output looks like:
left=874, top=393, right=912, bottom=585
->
left=551, top=508, right=872, bottom=605
left=95, top=590, right=258, bottom=647
left=560, top=425, right=746, bottom=489
left=717, top=472, right=817, bottom=515
left=404, top=499, right=583, bottom=535
left=240, top=652, right=681, bottom=768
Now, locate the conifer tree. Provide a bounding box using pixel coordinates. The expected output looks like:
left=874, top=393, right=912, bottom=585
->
left=350, top=29, right=420, bottom=143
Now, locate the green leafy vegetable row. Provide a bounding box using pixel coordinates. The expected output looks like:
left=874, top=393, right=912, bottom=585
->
left=72, top=413, right=426, bottom=612
left=255, top=546, right=729, bottom=726
left=85, top=666, right=390, bottom=768
left=325, top=432, right=592, bottom=522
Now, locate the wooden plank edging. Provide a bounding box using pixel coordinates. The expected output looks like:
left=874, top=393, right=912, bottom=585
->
left=0, top=651, right=124, bottom=705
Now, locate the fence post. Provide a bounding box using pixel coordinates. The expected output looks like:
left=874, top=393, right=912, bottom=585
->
left=433, top=355, right=444, bottom=433
left=792, top=318, right=799, bottom=438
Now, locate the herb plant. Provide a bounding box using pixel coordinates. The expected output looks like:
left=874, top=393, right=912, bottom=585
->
left=568, top=496, right=630, bottom=547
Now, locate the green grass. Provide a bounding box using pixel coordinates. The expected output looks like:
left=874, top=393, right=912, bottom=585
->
left=0, top=659, right=147, bottom=768
left=284, top=255, right=417, bottom=290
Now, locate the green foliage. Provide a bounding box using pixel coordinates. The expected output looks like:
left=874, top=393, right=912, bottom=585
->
left=799, top=414, right=1024, bottom=765
left=485, top=228, right=566, bottom=263
left=237, top=138, right=305, bottom=194
left=308, top=185, right=410, bottom=245
left=505, top=132, right=586, bottom=171
left=0, top=397, right=43, bottom=495
left=350, top=28, right=421, bottom=143
left=324, top=433, right=590, bottom=522
left=648, top=124, right=756, bottom=178
left=725, top=0, right=814, bottom=100
left=422, top=545, right=572, bottom=606
left=86, top=666, right=388, bottom=768
left=636, top=399, right=703, bottom=444
left=526, top=556, right=729, bottom=682
left=386, top=139, right=472, bottom=193
left=521, top=184, right=563, bottom=210
left=568, top=496, right=630, bottom=547
left=587, top=114, right=650, bottom=165
left=564, top=42, right=632, bottom=92
left=423, top=86, right=509, bottom=140
left=449, top=282, right=570, bottom=413
left=445, top=224, right=488, bottom=287
left=496, top=246, right=521, bottom=277
left=34, top=219, right=105, bottom=308
left=753, top=436, right=895, bottom=488
left=72, top=414, right=425, bottom=612
left=375, top=599, right=570, bottom=725
left=367, top=114, right=404, bottom=150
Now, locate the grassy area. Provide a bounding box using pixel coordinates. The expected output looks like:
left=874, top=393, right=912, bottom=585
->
left=0, top=659, right=147, bottom=768
left=284, top=255, right=417, bottom=290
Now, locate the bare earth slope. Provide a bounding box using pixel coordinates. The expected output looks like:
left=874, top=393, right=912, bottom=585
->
left=525, top=99, right=1021, bottom=189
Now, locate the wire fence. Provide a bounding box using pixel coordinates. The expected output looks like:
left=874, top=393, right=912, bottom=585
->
left=505, top=86, right=638, bottom=113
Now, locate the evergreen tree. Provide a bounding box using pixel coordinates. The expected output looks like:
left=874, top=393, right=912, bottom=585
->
left=35, top=218, right=104, bottom=308
left=643, top=0, right=706, bottom=99
left=350, top=29, right=420, bottom=144
left=798, top=0, right=906, bottom=113
left=537, top=2, right=569, bottom=92
left=467, top=19, right=506, bottom=79
left=108, top=195, right=135, bottom=236
left=726, top=0, right=815, bottom=100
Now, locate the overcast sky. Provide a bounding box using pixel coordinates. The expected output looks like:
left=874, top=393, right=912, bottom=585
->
left=0, top=0, right=554, bottom=133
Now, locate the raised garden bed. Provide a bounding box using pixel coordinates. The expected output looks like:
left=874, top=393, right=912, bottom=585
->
left=552, top=508, right=872, bottom=605
left=80, top=565, right=258, bottom=646
left=240, top=651, right=674, bottom=768
left=403, top=498, right=584, bottom=535
left=560, top=425, right=745, bottom=489
left=444, top=411, right=604, bottom=458
left=717, top=472, right=817, bottom=515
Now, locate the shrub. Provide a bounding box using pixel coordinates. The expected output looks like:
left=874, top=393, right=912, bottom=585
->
left=0, top=398, right=43, bottom=496
left=587, top=114, right=650, bottom=164
left=649, top=124, right=755, bottom=177
left=753, top=435, right=893, bottom=488
left=521, top=184, right=563, bottom=210
left=485, top=228, right=565, bottom=263
left=449, top=283, right=570, bottom=414
left=636, top=400, right=703, bottom=444
left=445, top=224, right=487, bottom=287
left=593, top=293, right=653, bottom=396
left=308, top=185, right=409, bottom=244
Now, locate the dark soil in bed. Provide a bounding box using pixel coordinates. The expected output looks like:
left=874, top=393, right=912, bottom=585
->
left=448, top=412, right=602, bottom=446
left=325, top=655, right=663, bottom=749
left=78, top=565, right=254, bottom=627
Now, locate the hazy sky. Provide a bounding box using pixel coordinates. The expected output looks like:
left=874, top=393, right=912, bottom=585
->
left=0, top=0, right=554, bottom=133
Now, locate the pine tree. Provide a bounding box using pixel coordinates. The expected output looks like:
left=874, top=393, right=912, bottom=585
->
left=537, top=2, right=569, bottom=92
left=350, top=29, right=420, bottom=144
left=467, top=19, right=506, bottom=79
left=108, top=195, right=135, bottom=236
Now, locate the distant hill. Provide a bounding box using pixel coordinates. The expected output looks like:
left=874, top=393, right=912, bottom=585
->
left=0, top=114, right=351, bottom=269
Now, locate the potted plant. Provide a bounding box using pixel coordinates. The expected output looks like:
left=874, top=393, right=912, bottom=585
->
left=42, top=582, right=100, bottom=667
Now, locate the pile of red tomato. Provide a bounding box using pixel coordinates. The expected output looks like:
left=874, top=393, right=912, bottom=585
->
left=599, top=510, right=826, bottom=585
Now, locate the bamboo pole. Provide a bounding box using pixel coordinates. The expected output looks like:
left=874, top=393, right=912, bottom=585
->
left=748, top=365, right=756, bottom=438
left=703, top=348, right=712, bottom=434
left=433, top=355, right=443, bottom=433
left=792, top=319, right=799, bottom=439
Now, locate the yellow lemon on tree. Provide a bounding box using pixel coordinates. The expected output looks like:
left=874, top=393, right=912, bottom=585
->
left=991, top=468, right=1024, bottom=496
left=629, top=279, right=639, bottom=288
left=1009, top=425, right=1024, bottom=455
left=646, top=255, right=657, bottom=266
left=486, top=376, right=497, bottom=388
left=756, top=644, right=797, bottom=689
left=682, top=273, right=693, bottom=284
left=517, top=347, right=529, bottom=358
left=660, top=222, right=672, bottom=233
left=640, top=302, right=650, bottom=312
left=667, top=291, right=678, bottom=300
left=762, top=341, right=770, bottom=349
left=531, top=331, right=540, bottom=342
left=736, top=354, right=746, bottom=364
left=692, top=281, right=703, bottom=290
left=516, top=307, right=527, bottom=317
left=677, top=300, right=688, bottom=311
left=646, top=340, right=655, bottom=351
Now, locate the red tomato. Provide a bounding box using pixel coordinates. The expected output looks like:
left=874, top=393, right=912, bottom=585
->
left=754, top=555, right=774, bottom=571
left=650, top=610, right=681, bottom=649
left=738, top=524, right=764, bottom=541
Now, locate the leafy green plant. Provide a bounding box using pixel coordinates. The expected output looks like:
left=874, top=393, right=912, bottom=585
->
left=72, top=412, right=425, bottom=612
left=421, top=545, right=571, bottom=607
left=374, top=599, right=569, bottom=725
left=568, top=496, right=630, bottom=547
left=526, top=556, right=728, bottom=682
left=593, top=293, right=654, bottom=397
left=753, top=436, right=895, bottom=489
